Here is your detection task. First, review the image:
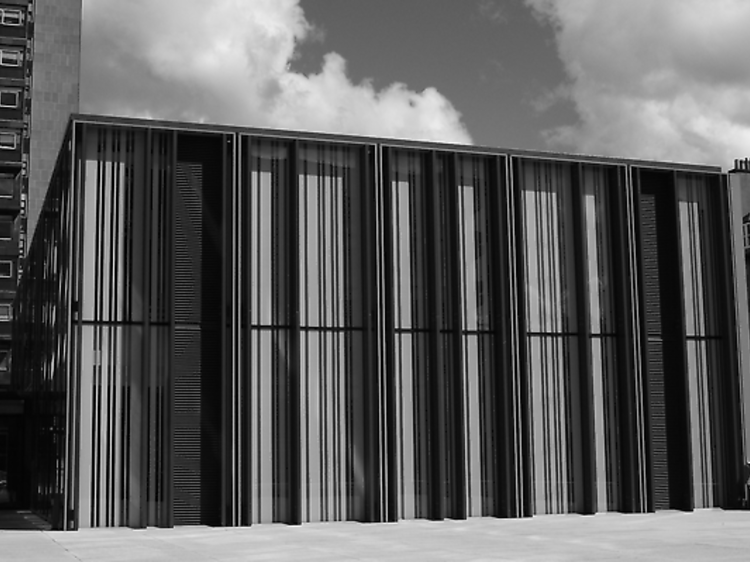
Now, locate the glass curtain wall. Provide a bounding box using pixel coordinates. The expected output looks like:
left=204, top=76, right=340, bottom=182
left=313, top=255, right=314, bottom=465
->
left=519, top=159, right=583, bottom=514
left=582, top=165, right=621, bottom=512
left=519, top=160, right=623, bottom=514
left=677, top=172, right=725, bottom=508
left=73, top=126, right=172, bottom=528
left=12, top=135, right=74, bottom=527
left=77, top=126, right=146, bottom=528
left=456, top=155, right=502, bottom=517
left=245, top=139, right=371, bottom=523
left=387, top=149, right=506, bottom=519
left=246, top=139, right=294, bottom=523
left=297, top=142, right=367, bottom=522
left=16, top=118, right=744, bottom=529
left=389, top=149, right=433, bottom=519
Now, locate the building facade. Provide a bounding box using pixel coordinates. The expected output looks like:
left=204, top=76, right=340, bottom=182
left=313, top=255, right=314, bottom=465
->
left=28, top=0, right=81, bottom=240
left=0, top=0, right=80, bottom=510
left=13, top=115, right=750, bottom=529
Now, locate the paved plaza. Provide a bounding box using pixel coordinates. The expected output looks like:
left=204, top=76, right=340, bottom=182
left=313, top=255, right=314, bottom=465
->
left=1, top=509, right=749, bottom=561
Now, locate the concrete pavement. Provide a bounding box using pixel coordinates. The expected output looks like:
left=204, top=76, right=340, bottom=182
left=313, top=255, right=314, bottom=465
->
left=1, top=509, right=749, bottom=561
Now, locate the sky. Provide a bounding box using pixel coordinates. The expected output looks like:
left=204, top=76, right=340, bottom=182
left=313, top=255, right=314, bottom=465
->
left=80, top=0, right=750, bottom=168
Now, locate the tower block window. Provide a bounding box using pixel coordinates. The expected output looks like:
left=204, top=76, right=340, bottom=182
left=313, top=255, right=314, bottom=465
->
left=0, top=9, right=24, bottom=26
left=0, top=90, right=19, bottom=108
left=0, top=131, right=16, bottom=149
left=0, top=49, right=22, bottom=66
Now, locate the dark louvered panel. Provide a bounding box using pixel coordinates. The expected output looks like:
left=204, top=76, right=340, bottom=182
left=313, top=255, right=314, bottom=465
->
left=639, top=178, right=691, bottom=511
left=640, top=193, right=661, bottom=335
left=172, top=328, right=223, bottom=526
left=639, top=189, right=671, bottom=509
left=174, top=135, right=224, bottom=326
left=646, top=338, right=670, bottom=509
left=174, top=162, right=203, bottom=324
left=173, top=329, right=203, bottom=525
left=172, top=134, right=225, bottom=526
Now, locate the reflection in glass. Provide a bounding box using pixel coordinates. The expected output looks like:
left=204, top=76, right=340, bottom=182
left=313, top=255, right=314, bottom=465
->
left=521, top=160, right=582, bottom=514
left=582, top=165, right=620, bottom=512
left=678, top=173, right=722, bottom=508
left=457, top=155, right=497, bottom=515
left=297, top=142, right=366, bottom=521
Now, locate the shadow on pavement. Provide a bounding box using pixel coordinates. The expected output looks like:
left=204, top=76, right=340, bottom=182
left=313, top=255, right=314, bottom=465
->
left=0, top=510, right=51, bottom=530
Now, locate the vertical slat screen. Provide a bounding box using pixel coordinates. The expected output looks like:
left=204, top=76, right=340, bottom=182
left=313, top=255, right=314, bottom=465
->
left=676, top=172, right=724, bottom=508
left=172, top=134, right=223, bottom=526
left=297, top=142, right=367, bottom=522
left=246, top=139, right=293, bottom=523
left=146, top=132, right=171, bottom=526
left=456, top=155, right=499, bottom=517
left=77, top=127, right=146, bottom=527
left=519, top=160, right=584, bottom=514
left=637, top=170, right=692, bottom=511
left=581, top=165, right=621, bottom=511
left=639, top=190, right=671, bottom=509
left=389, top=150, right=432, bottom=519
left=14, top=120, right=744, bottom=530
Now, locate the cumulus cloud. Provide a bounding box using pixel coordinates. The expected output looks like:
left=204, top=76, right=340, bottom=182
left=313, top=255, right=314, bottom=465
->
left=477, top=0, right=509, bottom=25
left=526, top=0, right=750, bottom=166
left=80, top=0, right=472, bottom=144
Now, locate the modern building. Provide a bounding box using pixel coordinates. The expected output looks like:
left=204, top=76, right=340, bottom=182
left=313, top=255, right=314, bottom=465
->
left=0, top=0, right=81, bottom=509
left=12, top=114, right=750, bottom=530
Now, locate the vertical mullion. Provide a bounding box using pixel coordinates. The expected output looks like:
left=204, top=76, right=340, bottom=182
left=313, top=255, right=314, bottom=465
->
left=232, top=133, right=241, bottom=525
left=69, top=122, right=85, bottom=531
left=715, top=173, right=743, bottom=507
left=512, top=157, right=533, bottom=517
left=166, top=129, right=177, bottom=528
left=361, top=144, right=379, bottom=522
left=92, top=129, right=103, bottom=527
left=490, top=154, right=514, bottom=517
left=137, top=128, right=153, bottom=528
left=109, top=130, right=120, bottom=526
left=571, top=163, right=595, bottom=513
left=671, top=171, right=694, bottom=511
left=631, top=167, right=654, bottom=512
left=447, top=152, right=466, bottom=519
left=380, top=146, right=398, bottom=522
left=242, top=136, right=252, bottom=525
left=288, top=140, right=302, bottom=525
left=426, top=151, right=444, bottom=520
left=220, top=133, right=230, bottom=526
left=610, top=165, right=639, bottom=513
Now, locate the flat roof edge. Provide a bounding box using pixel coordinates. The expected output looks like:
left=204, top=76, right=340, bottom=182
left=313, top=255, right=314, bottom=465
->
left=69, top=113, right=724, bottom=173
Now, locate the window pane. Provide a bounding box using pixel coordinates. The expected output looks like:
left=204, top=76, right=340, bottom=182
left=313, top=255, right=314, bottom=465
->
left=390, top=150, right=429, bottom=330
left=582, top=166, right=616, bottom=334
left=0, top=132, right=15, bottom=149
left=0, top=50, right=21, bottom=66
left=0, top=173, right=14, bottom=197
left=0, top=90, right=17, bottom=107
left=0, top=219, right=12, bottom=240
left=0, top=261, right=11, bottom=277
left=1, top=10, right=23, bottom=25
left=521, top=160, right=577, bottom=333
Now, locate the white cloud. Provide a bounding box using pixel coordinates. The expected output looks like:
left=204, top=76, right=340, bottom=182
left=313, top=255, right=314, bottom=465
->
left=477, top=0, right=509, bottom=25
left=80, top=0, right=472, bottom=144
left=526, top=0, right=750, bottom=167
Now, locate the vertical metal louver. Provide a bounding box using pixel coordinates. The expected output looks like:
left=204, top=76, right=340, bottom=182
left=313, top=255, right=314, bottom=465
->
left=172, top=135, right=224, bottom=526
left=639, top=193, right=671, bottom=509
left=638, top=175, right=693, bottom=512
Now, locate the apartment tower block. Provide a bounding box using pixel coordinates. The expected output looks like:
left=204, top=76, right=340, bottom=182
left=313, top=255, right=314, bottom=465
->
left=0, top=0, right=80, bottom=509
